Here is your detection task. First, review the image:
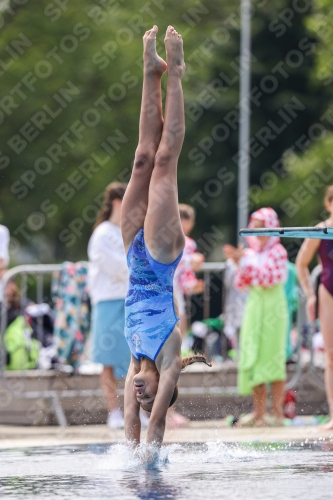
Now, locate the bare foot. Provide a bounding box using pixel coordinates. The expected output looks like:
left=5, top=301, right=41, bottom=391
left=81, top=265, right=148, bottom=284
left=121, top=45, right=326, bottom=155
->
left=321, top=418, right=333, bottom=430
left=164, top=25, right=185, bottom=78
left=143, top=25, right=167, bottom=76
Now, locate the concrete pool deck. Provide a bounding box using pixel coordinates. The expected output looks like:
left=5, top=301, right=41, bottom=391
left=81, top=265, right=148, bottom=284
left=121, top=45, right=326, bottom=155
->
left=0, top=421, right=332, bottom=449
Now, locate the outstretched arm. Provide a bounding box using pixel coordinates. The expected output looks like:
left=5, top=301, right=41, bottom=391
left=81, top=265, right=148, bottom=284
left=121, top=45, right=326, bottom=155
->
left=146, top=335, right=182, bottom=447
left=146, top=364, right=181, bottom=447
left=124, top=357, right=141, bottom=446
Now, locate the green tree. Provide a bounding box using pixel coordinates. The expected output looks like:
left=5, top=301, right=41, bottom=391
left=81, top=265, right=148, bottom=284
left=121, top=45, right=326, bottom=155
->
left=254, top=0, right=333, bottom=234
left=0, top=0, right=328, bottom=264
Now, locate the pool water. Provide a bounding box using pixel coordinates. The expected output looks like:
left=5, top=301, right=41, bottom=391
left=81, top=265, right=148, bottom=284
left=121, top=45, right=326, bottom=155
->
left=0, top=441, right=332, bottom=499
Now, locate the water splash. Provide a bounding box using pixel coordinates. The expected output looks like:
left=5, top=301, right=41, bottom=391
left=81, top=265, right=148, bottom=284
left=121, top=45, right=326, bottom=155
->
left=96, top=441, right=263, bottom=472
left=97, top=442, right=174, bottom=471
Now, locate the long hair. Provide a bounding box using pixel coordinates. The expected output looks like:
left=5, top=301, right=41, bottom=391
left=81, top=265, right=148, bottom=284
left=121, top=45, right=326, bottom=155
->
left=93, top=182, right=127, bottom=230
left=168, top=354, right=211, bottom=408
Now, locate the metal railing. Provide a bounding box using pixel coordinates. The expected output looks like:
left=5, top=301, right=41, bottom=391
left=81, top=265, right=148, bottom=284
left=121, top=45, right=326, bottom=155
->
left=0, top=264, right=61, bottom=364
left=0, top=262, right=326, bottom=426
left=287, top=289, right=325, bottom=393
left=0, top=263, right=228, bottom=425
left=0, top=265, right=66, bottom=423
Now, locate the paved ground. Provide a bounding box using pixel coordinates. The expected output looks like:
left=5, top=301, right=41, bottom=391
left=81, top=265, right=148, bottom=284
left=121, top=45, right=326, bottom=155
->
left=0, top=421, right=332, bottom=449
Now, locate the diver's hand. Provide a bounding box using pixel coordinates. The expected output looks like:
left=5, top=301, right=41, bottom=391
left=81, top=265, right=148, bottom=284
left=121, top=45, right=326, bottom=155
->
left=144, top=444, right=160, bottom=467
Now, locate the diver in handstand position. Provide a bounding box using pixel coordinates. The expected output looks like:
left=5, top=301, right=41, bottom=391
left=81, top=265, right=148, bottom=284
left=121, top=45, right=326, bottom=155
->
left=121, top=25, right=210, bottom=448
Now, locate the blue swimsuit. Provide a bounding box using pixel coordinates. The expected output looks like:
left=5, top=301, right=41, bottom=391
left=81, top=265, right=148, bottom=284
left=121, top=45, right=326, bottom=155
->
left=125, top=228, right=182, bottom=361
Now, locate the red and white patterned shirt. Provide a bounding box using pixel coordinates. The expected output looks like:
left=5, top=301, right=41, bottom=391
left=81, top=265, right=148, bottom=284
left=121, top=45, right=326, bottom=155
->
left=235, top=207, right=288, bottom=291
left=234, top=244, right=287, bottom=291
left=174, top=236, right=198, bottom=295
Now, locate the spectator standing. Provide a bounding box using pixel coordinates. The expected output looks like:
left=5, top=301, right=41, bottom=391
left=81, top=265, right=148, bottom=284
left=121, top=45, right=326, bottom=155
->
left=227, top=208, right=288, bottom=426
left=174, top=204, right=205, bottom=337
left=52, top=261, right=90, bottom=370
left=0, top=224, right=10, bottom=303
left=296, top=185, right=333, bottom=430
left=88, top=182, right=130, bottom=429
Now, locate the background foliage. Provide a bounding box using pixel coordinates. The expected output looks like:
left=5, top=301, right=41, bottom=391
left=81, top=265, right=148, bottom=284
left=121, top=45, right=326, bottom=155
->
left=0, top=0, right=330, bottom=263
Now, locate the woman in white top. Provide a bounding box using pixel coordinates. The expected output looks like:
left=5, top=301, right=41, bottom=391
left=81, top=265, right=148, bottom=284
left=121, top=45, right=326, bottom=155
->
left=88, top=182, right=130, bottom=429
left=0, top=224, right=10, bottom=303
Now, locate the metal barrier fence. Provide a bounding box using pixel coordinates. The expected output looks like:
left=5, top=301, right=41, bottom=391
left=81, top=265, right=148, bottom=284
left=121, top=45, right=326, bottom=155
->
left=0, top=265, right=67, bottom=424
left=0, top=263, right=326, bottom=426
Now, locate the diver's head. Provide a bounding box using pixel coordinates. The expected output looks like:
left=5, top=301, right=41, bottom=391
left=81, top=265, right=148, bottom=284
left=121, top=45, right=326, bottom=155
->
left=133, top=355, right=211, bottom=413
left=133, top=360, right=159, bottom=412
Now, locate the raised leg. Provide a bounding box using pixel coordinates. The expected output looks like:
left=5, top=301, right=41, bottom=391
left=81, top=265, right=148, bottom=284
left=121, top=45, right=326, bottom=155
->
left=144, top=26, right=186, bottom=263
left=121, top=25, right=167, bottom=252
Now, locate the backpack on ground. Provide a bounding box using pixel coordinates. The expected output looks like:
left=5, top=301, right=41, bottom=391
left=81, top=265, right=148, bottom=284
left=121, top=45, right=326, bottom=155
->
left=5, top=315, right=39, bottom=370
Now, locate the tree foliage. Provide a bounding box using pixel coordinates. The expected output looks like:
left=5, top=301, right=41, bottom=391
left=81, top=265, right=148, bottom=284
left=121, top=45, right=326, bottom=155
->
left=255, top=0, right=333, bottom=231
left=0, top=0, right=329, bottom=263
